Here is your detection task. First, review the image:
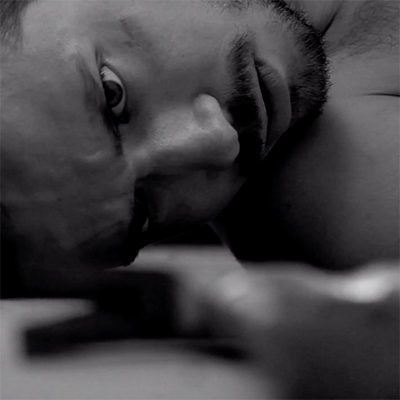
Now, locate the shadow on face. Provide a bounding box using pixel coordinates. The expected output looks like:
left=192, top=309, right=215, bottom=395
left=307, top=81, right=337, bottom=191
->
left=1, top=0, right=328, bottom=291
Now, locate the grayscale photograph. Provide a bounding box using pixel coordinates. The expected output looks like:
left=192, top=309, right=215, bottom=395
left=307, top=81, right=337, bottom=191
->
left=1, top=0, right=399, bottom=399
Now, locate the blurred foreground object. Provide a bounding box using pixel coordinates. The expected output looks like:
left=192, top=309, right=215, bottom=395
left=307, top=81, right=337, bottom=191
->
left=203, top=260, right=399, bottom=399
left=115, top=250, right=400, bottom=399
left=2, top=247, right=399, bottom=399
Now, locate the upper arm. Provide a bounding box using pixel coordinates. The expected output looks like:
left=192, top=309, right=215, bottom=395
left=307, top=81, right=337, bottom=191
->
left=212, top=94, right=399, bottom=269
left=267, top=95, right=399, bottom=268
left=213, top=9, right=399, bottom=269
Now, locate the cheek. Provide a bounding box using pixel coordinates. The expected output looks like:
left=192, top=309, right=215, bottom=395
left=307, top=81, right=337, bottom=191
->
left=148, top=169, right=245, bottom=231
left=10, top=188, right=133, bottom=254
left=4, top=146, right=136, bottom=267
left=52, top=161, right=135, bottom=251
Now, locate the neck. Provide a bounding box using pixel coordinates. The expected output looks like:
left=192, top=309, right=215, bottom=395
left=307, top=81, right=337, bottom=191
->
left=284, top=0, right=344, bottom=34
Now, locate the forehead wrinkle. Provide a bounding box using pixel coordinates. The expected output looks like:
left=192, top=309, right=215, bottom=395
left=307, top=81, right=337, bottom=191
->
left=118, top=16, right=154, bottom=53
left=206, top=0, right=251, bottom=13
left=206, top=0, right=279, bottom=13
left=73, top=52, right=103, bottom=118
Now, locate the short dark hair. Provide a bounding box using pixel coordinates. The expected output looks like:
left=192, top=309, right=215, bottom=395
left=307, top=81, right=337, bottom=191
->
left=213, top=0, right=330, bottom=126
left=263, top=0, right=330, bottom=124
left=0, top=0, right=36, bottom=47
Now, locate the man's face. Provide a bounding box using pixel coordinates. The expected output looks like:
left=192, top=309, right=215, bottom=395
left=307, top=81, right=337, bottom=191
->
left=1, top=0, right=323, bottom=278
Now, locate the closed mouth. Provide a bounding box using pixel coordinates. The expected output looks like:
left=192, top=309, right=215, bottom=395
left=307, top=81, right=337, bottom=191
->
left=254, top=57, right=292, bottom=154
left=235, top=118, right=267, bottom=176
left=236, top=58, right=291, bottom=176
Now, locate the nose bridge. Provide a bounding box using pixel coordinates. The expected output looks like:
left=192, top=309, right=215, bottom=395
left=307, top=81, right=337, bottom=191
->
left=147, top=95, right=239, bottom=174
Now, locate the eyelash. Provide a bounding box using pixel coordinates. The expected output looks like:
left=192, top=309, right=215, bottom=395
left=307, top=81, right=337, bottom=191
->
left=99, top=71, right=129, bottom=151
left=101, top=103, right=123, bottom=153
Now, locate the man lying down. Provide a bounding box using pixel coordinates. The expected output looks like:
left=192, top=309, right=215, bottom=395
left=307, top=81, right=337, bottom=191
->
left=1, top=0, right=399, bottom=398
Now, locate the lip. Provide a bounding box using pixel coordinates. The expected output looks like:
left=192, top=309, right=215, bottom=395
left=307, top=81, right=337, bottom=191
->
left=255, top=58, right=292, bottom=154
left=234, top=58, right=292, bottom=175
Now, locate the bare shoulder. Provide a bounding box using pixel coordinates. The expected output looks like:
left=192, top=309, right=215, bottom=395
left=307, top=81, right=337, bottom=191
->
left=212, top=93, right=399, bottom=269
left=332, top=0, right=399, bottom=59
left=287, top=0, right=399, bottom=95
left=212, top=1, right=399, bottom=269
left=288, top=0, right=399, bottom=59
left=329, top=1, right=398, bottom=96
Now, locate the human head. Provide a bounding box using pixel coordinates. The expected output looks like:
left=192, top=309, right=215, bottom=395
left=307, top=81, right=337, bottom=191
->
left=1, top=0, right=328, bottom=289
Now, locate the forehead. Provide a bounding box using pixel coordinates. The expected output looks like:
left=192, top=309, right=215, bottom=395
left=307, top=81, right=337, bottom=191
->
left=23, top=0, right=246, bottom=64
left=1, top=0, right=286, bottom=171
left=0, top=0, right=257, bottom=180
left=8, top=0, right=258, bottom=112
left=2, top=2, right=233, bottom=131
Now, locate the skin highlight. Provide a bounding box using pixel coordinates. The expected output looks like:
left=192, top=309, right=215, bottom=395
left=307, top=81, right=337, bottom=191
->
left=1, top=0, right=328, bottom=289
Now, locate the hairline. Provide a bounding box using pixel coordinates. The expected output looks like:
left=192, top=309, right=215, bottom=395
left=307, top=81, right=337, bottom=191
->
left=2, top=0, right=329, bottom=133
left=0, top=0, right=37, bottom=49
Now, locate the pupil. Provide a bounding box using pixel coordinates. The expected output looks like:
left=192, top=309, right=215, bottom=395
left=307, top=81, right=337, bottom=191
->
left=103, top=81, right=123, bottom=108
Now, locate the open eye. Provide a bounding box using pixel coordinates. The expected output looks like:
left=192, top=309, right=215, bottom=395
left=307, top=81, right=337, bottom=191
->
left=100, top=66, right=126, bottom=117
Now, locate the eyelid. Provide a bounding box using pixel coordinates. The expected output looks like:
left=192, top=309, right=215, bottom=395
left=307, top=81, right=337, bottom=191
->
left=100, top=65, right=127, bottom=116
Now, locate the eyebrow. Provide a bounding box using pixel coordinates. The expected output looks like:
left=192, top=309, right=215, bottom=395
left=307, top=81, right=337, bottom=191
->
left=225, top=33, right=266, bottom=169
left=73, top=52, right=122, bottom=154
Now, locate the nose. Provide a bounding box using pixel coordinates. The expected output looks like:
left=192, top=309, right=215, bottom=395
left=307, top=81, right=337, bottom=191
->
left=145, top=95, right=240, bottom=174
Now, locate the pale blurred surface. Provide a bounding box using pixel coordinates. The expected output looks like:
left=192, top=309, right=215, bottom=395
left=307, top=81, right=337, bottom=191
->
left=0, top=246, right=267, bottom=400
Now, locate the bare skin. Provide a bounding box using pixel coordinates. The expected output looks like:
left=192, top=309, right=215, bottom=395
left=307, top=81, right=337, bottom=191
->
left=208, top=6, right=399, bottom=395
left=1, top=1, right=398, bottom=398
left=212, top=0, right=399, bottom=269
left=1, top=0, right=328, bottom=288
